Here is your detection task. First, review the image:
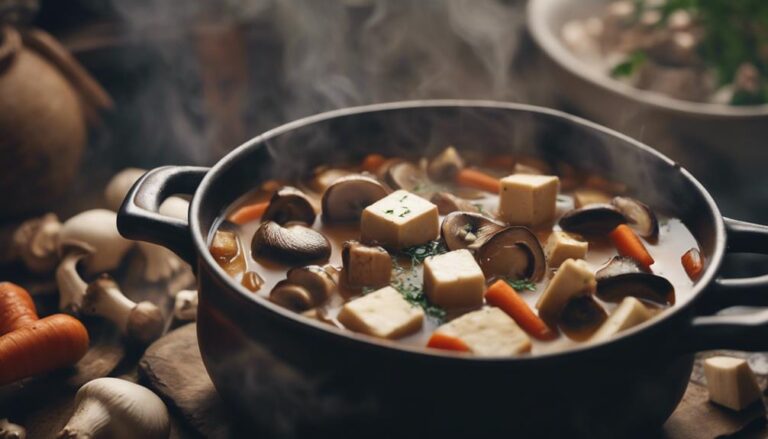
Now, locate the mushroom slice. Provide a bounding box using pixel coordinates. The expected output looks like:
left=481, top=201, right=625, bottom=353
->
left=427, top=146, right=465, bottom=181
left=321, top=175, right=388, bottom=223
left=558, top=204, right=627, bottom=236
left=430, top=192, right=480, bottom=215
left=252, top=221, right=331, bottom=264
left=262, top=186, right=316, bottom=226
left=308, top=167, right=353, bottom=193
left=559, top=296, right=608, bottom=341
left=385, top=162, right=426, bottom=192
left=476, top=227, right=547, bottom=282
left=596, top=257, right=675, bottom=305
left=270, top=280, right=314, bottom=312
left=286, top=265, right=336, bottom=305
left=611, top=196, right=659, bottom=241
left=440, top=212, right=505, bottom=251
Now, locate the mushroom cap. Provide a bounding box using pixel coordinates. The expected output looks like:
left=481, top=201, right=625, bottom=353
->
left=13, top=213, right=62, bottom=274
left=270, top=280, right=314, bottom=311
left=104, top=168, right=147, bottom=211
left=427, top=146, right=465, bottom=181
left=596, top=256, right=675, bottom=305
left=560, top=296, right=608, bottom=341
left=430, top=192, right=480, bottom=216
left=611, top=196, right=659, bottom=241
left=262, top=186, right=316, bottom=226
left=127, top=301, right=165, bottom=345
left=59, top=209, right=134, bottom=275
left=252, top=221, right=331, bottom=264
left=321, top=175, right=388, bottom=223
left=559, top=204, right=627, bottom=236
left=476, top=226, right=547, bottom=282
left=384, top=162, right=426, bottom=192
left=440, top=212, right=505, bottom=251
left=286, top=265, right=336, bottom=305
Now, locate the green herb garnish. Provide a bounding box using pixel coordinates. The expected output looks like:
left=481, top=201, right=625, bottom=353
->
left=384, top=209, right=394, bottom=215
left=398, top=194, right=409, bottom=202
left=398, top=207, right=412, bottom=218
left=473, top=203, right=486, bottom=214
left=505, top=278, right=537, bottom=292
left=389, top=258, right=446, bottom=321
left=402, top=240, right=447, bottom=265
left=611, top=51, right=647, bottom=78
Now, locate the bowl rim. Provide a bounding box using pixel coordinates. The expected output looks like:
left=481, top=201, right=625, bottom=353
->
left=190, top=99, right=726, bottom=363
left=527, top=0, right=768, bottom=119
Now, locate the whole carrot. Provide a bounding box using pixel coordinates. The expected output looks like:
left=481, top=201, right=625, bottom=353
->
left=0, top=313, right=89, bottom=385
left=610, top=224, right=655, bottom=269
left=486, top=280, right=557, bottom=341
left=0, top=282, right=39, bottom=335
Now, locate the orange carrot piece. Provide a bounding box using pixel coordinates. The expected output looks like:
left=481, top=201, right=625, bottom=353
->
left=228, top=201, right=270, bottom=225
left=485, top=280, right=557, bottom=341
left=361, top=154, right=386, bottom=173
left=681, top=248, right=704, bottom=280
left=427, top=332, right=470, bottom=352
left=0, top=313, right=89, bottom=385
left=455, top=169, right=501, bottom=193
left=484, top=155, right=516, bottom=170
left=0, top=282, right=39, bottom=335
left=610, top=224, right=655, bottom=269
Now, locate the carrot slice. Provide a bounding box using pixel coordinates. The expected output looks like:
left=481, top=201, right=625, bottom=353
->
left=455, top=169, right=501, bottom=193
left=361, top=154, right=386, bottom=173
left=681, top=248, right=704, bottom=280
left=228, top=201, right=269, bottom=225
left=610, top=224, right=655, bottom=269
left=427, top=332, right=470, bottom=352
left=485, top=280, right=557, bottom=341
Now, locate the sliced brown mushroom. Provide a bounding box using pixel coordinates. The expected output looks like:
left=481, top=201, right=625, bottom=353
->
left=308, top=167, right=353, bottom=193
left=252, top=221, right=331, bottom=264
left=321, top=175, right=388, bottom=223
left=286, top=265, right=336, bottom=305
left=611, top=196, right=659, bottom=241
left=476, top=226, right=547, bottom=282
left=559, top=204, right=627, bottom=235
left=427, top=146, right=464, bottom=181
left=341, top=240, right=392, bottom=288
left=440, top=212, right=505, bottom=251
left=596, top=256, right=675, bottom=305
left=270, top=280, right=314, bottom=311
left=430, top=192, right=480, bottom=215
left=262, top=186, right=316, bottom=226
left=559, top=296, right=608, bottom=341
left=385, top=162, right=426, bottom=192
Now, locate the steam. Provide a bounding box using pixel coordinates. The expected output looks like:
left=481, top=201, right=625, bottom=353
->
left=107, top=0, right=528, bottom=164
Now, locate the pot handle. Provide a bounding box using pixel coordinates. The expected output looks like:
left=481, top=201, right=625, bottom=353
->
left=117, top=166, right=209, bottom=266
left=683, top=217, right=768, bottom=351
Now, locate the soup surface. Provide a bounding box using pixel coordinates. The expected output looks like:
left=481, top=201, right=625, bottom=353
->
left=210, top=148, right=702, bottom=356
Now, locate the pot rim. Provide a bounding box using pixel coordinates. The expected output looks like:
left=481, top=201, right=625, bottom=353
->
left=527, top=0, right=768, bottom=119
left=190, top=99, right=727, bottom=363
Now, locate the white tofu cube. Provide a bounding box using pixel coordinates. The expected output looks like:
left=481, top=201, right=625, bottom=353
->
left=590, top=297, right=651, bottom=342
left=337, top=286, right=424, bottom=339
left=361, top=190, right=439, bottom=249
left=424, top=249, right=485, bottom=310
left=704, top=356, right=763, bottom=411
left=573, top=188, right=611, bottom=208
left=498, top=174, right=560, bottom=226
left=435, top=307, right=531, bottom=356
left=536, top=258, right=596, bottom=322
left=545, top=231, right=588, bottom=267
left=342, top=241, right=392, bottom=288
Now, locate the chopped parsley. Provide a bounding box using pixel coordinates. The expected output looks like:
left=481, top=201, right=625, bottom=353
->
left=384, top=209, right=394, bottom=215
left=472, top=203, right=486, bottom=214
left=611, top=51, right=647, bottom=78
left=398, top=207, right=412, bottom=218
left=402, top=240, right=447, bottom=265
left=389, top=258, right=446, bottom=321
left=505, top=278, right=537, bottom=292
left=398, top=194, right=409, bottom=202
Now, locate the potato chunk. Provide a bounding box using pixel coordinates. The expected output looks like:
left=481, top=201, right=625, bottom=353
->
left=434, top=307, right=531, bottom=356
left=545, top=231, right=588, bottom=267
left=424, top=249, right=485, bottom=310
left=536, top=258, right=596, bottom=322
left=361, top=190, right=439, bottom=249
left=337, top=286, right=424, bottom=339
left=704, top=356, right=763, bottom=411
left=342, top=241, right=392, bottom=288
left=590, top=297, right=651, bottom=342
left=498, top=174, right=560, bottom=226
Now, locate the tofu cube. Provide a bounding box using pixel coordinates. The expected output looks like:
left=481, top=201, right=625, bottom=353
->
left=545, top=231, right=588, bottom=267
left=424, top=249, right=485, bottom=309
left=337, top=286, right=424, bottom=339
left=498, top=174, right=560, bottom=226
left=536, top=258, right=596, bottom=323
left=704, top=356, right=763, bottom=411
left=361, top=190, right=439, bottom=249
left=342, top=241, right=392, bottom=288
left=434, top=307, right=531, bottom=356
left=590, top=297, right=652, bottom=342
left=573, top=188, right=611, bottom=208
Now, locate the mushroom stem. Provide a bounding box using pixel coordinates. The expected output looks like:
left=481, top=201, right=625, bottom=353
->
left=82, top=276, right=165, bottom=344
left=0, top=418, right=26, bottom=439
left=55, top=243, right=95, bottom=314
left=173, top=289, right=198, bottom=321
left=58, top=378, right=170, bottom=439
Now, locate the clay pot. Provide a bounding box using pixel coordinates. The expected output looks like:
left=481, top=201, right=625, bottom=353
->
left=0, top=26, right=111, bottom=220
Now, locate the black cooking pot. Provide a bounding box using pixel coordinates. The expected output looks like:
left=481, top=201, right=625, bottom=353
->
left=118, top=101, right=768, bottom=438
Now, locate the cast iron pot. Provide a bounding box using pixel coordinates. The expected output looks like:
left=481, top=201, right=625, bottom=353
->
left=118, top=101, right=768, bottom=438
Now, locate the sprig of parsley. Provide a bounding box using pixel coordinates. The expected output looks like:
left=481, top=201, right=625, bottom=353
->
left=402, top=240, right=447, bottom=266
